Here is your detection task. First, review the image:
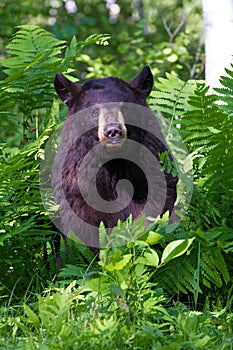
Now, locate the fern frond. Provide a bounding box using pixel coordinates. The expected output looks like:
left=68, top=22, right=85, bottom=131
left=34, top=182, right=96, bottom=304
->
left=150, top=72, right=232, bottom=199
left=156, top=238, right=230, bottom=295
left=203, top=121, right=232, bottom=192
left=205, top=226, right=233, bottom=254
left=157, top=254, right=198, bottom=294
left=195, top=65, right=233, bottom=195
left=150, top=73, right=196, bottom=120
left=216, top=64, right=233, bottom=108
left=223, top=241, right=233, bottom=254
left=78, top=33, right=111, bottom=49
left=201, top=249, right=223, bottom=288
left=3, top=26, right=65, bottom=73
left=58, top=264, right=85, bottom=278
left=181, top=84, right=226, bottom=150
left=212, top=248, right=230, bottom=284
left=1, top=26, right=112, bottom=136
left=178, top=82, right=233, bottom=201
left=1, top=25, right=67, bottom=120
left=66, top=231, right=95, bottom=264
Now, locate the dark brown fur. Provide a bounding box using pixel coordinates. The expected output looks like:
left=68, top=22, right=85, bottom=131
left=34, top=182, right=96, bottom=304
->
left=53, top=67, right=178, bottom=249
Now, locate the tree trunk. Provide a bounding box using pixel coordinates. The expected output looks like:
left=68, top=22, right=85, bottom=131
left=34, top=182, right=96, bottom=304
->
left=202, top=0, right=233, bottom=89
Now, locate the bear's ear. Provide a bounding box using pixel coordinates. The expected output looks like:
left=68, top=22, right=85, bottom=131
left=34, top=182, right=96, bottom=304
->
left=54, top=73, right=81, bottom=105
left=130, top=66, right=153, bottom=97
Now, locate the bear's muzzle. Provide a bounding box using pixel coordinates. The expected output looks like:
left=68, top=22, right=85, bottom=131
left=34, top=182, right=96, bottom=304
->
left=98, top=105, right=127, bottom=147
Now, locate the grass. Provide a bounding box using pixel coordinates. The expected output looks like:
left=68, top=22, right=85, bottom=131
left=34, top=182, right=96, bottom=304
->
left=0, top=227, right=233, bottom=350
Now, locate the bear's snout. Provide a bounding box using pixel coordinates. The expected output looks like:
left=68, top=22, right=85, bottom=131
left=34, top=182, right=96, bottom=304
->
left=104, top=123, right=123, bottom=140
left=98, top=105, right=127, bottom=146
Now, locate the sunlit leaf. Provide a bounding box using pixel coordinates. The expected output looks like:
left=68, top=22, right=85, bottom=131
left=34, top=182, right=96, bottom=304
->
left=161, top=237, right=195, bottom=264
left=144, top=248, right=159, bottom=267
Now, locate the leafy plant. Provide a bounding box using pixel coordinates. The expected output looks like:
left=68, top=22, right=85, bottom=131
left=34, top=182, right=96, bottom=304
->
left=0, top=26, right=110, bottom=299
left=0, top=25, right=110, bottom=146
left=147, top=71, right=233, bottom=302
left=2, top=222, right=232, bottom=349
left=151, top=70, right=233, bottom=224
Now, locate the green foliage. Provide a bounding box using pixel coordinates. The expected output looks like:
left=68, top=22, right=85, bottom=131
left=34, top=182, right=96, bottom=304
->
left=92, top=216, right=197, bottom=305
left=0, top=25, right=110, bottom=147
left=57, top=231, right=96, bottom=271
left=149, top=70, right=233, bottom=298
left=1, top=26, right=66, bottom=121
left=0, top=0, right=204, bottom=85
left=0, top=108, right=59, bottom=297
left=151, top=71, right=233, bottom=226
left=78, top=19, right=203, bottom=83
left=182, top=79, right=232, bottom=198
left=0, top=26, right=109, bottom=297
left=157, top=238, right=230, bottom=296
left=1, top=227, right=232, bottom=349
left=150, top=72, right=196, bottom=118
left=215, top=63, right=233, bottom=112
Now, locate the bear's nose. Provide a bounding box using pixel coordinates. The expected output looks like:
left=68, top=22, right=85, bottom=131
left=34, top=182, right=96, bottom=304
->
left=104, top=124, right=122, bottom=140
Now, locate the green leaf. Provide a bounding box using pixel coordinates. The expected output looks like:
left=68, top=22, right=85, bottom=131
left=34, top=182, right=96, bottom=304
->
left=99, top=221, right=108, bottom=248
left=167, top=53, right=178, bottom=63
left=146, top=231, right=163, bottom=245
left=24, top=303, right=40, bottom=327
left=110, top=283, right=124, bottom=296
left=161, top=237, right=195, bottom=264
left=195, top=335, right=211, bottom=348
left=104, top=254, right=132, bottom=271
left=144, top=248, right=159, bottom=267
left=86, top=277, right=110, bottom=293
left=58, top=264, right=84, bottom=278
left=143, top=299, right=158, bottom=313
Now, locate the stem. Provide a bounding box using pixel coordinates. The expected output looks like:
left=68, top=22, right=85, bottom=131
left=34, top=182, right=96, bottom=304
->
left=194, top=242, right=201, bottom=310
left=35, top=110, right=39, bottom=139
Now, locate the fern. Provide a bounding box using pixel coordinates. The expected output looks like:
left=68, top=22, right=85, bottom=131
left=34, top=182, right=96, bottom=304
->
left=180, top=84, right=226, bottom=152
left=58, top=264, right=85, bottom=278
left=215, top=64, right=233, bottom=114
left=0, top=27, right=111, bottom=296
left=150, top=72, right=233, bottom=199
left=0, top=26, right=110, bottom=145
left=1, top=25, right=232, bottom=304
left=157, top=256, right=197, bottom=294
left=77, top=33, right=111, bottom=51
left=149, top=73, right=232, bottom=209
left=1, top=26, right=66, bottom=114
left=145, top=70, right=233, bottom=288
left=163, top=74, right=233, bottom=202
left=202, top=67, right=233, bottom=194
left=156, top=242, right=230, bottom=295
left=64, top=34, right=110, bottom=66
left=65, top=231, right=95, bottom=264
left=200, top=247, right=229, bottom=288
left=150, top=72, right=196, bottom=119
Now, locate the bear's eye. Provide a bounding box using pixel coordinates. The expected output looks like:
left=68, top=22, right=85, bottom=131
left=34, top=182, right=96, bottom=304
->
left=91, top=107, right=100, bottom=118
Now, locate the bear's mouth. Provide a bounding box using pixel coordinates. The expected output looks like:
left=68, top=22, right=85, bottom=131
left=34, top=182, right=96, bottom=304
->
left=103, top=138, right=125, bottom=149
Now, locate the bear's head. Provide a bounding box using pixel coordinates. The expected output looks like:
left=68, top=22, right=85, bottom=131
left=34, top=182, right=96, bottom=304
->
left=54, top=67, right=154, bottom=148
left=54, top=66, right=153, bottom=111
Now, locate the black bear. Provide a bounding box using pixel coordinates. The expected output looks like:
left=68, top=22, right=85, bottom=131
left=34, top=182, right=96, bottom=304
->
left=52, top=66, right=178, bottom=249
